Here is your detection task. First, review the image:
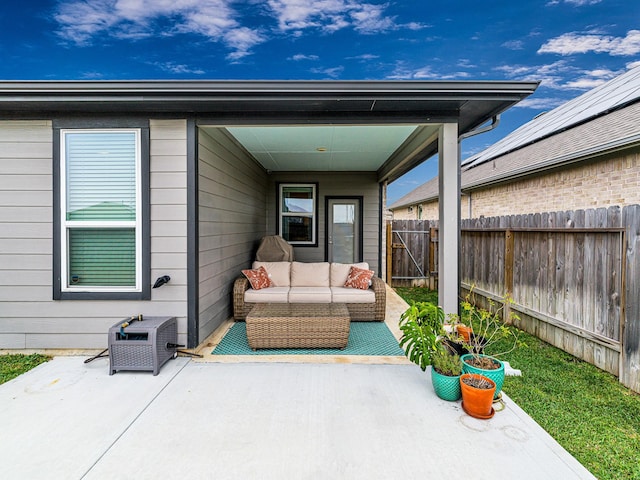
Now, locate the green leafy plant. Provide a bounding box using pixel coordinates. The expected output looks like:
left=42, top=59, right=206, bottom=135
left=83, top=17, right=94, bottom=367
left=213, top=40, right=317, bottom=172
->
left=431, top=345, right=462, bottom=376
left=453, top=289, right=522, bottom=365
left=399, top=301, right=445, bottom=371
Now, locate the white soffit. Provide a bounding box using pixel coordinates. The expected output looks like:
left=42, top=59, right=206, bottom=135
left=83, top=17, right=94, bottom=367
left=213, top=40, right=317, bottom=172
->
left=226, top=125, right=418, bottom=171
left=463, top=66, right=640, bottom=168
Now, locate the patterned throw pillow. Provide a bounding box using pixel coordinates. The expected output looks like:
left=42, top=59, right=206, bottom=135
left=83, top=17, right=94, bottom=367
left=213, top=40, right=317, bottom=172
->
left=242, top=266, right=272, bottom=290
left=344, top=266, right=374, bottom=290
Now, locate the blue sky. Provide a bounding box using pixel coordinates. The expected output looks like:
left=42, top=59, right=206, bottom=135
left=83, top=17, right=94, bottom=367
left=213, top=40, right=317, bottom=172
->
left=3, top=1, right=639, bottom=203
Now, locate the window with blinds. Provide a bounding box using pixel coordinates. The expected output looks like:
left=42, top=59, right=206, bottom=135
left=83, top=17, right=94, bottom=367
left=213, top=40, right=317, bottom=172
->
left=60, top=130, right=141, bottom=291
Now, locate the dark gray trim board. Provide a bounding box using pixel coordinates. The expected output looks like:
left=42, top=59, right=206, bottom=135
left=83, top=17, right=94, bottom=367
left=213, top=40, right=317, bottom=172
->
left=186, top=118, right=199, bottom=348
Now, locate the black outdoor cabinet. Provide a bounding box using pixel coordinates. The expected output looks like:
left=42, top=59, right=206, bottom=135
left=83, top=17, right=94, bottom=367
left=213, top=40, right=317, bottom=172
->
left=108, top=316, right=177, bottom=375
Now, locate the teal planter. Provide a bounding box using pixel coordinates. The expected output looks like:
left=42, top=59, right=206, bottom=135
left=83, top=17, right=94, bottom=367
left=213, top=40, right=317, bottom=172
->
left=461, top=354, right=504, bottom=400
left=430, top=367, right=462, bottom=401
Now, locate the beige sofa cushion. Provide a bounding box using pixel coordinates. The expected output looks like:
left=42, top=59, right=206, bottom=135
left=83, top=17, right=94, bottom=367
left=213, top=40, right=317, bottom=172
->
left=288, top=287, right=332, bottom=303
left=330, top=262, right=369, bottom=287
left=244, top=286, right=290, bottom=303
left=290, top=262, right=330, bottom=287
left=253, top=261, right=291, bottom=287
left=331, top=286, right=376, bottom=303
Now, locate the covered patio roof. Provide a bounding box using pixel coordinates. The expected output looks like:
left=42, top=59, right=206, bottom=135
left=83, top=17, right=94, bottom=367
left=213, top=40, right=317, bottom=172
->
left=0, top=80, right=538, bottom=182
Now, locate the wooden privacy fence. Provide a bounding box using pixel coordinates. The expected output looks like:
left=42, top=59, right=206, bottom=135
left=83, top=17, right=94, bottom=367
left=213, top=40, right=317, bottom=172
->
left=389, top=205, right=640, bottom=393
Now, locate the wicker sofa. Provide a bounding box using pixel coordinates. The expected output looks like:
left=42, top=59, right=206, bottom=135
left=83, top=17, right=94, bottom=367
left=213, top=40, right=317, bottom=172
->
left=233, top=261, right=386, bottom=321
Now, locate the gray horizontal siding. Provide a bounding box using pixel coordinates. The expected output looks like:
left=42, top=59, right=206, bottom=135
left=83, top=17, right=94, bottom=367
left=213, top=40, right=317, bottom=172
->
left=198, top=127, right=268, bottom=342
left=0, top=119, right=190, bottom=349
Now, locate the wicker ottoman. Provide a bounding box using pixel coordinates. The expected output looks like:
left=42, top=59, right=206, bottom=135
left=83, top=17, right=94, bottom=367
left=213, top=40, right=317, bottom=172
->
left=246, top=303, right=350, bottom=350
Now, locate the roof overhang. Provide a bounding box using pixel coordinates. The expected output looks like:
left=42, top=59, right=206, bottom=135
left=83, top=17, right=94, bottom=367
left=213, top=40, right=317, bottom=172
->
left=0, top=80, right=538, bottom=182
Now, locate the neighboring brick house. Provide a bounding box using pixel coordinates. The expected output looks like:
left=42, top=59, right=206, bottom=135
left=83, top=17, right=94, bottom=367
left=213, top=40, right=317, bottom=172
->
left=389, top=66, right=640, bottom=219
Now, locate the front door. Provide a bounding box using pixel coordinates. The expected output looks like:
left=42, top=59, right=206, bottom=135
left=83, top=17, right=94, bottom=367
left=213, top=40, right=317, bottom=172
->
left=327, top=197, right=362, bottom=263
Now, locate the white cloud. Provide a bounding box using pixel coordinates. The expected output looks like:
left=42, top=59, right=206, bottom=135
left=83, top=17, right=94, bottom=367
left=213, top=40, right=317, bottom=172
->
left=564, top=77, right=608, bottom=89
left=310, top=65, right=344, bottom=78
left=80, top=71, right=106, bottom=80
left=348, top=53, right=380, bottom=61
left=563, top=0, right=602, bottom=5
left=224, top=27, right=266, bottom=60
left=54, top=0, right=423, bottom=60
left=545, top=0, right=601, bottom=5
left=538, top=30, right=640, bottom=56
left=350, top=3, right=395, bottom=34
left=513, top=97, right=566, bottom=109
left=494, top=61, right=622, bottom=91
left=266, top=0, right=420, bottom=35
left=290, top=54, right=320, bottom=61
left=387, top=63, right=472, bottom=80
left=502, top=40, right=524, bottom=50
left=54, top=0, right=265, bottom=59
left=494, top=60, right=569, bottom=88
left=404, top=22, right=427, bottom=31
left=151, top=61, right=206, bottom=75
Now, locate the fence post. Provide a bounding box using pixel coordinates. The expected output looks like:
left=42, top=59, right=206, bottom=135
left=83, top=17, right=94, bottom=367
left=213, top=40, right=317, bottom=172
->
left=429, top=226, right=437, bottom=290
left=386, top=222, right=393, bottom=284
left=504, top=229, right=514, bottom=322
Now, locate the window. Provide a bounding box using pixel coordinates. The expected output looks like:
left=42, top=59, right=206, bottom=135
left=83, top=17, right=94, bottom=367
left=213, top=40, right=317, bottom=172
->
left=278, top=183, right=317, bottom=245
left=57, top=128, right=147, bottom=297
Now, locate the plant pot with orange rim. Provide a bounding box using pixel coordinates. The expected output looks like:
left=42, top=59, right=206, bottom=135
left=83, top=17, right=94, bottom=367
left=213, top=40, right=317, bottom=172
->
left=461, top=353, right=505, bottom=400
left=460, top=373, right=496, bottom=419
left=456, top=324, right=472, bottom=343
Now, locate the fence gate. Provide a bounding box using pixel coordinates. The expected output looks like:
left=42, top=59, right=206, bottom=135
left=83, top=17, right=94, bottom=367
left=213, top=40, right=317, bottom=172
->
left=387, top=220, right=438, bottom=288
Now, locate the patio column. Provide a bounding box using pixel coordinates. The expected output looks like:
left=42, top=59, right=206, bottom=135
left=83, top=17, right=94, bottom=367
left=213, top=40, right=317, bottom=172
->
left=438, top=123, right=460, bottom=316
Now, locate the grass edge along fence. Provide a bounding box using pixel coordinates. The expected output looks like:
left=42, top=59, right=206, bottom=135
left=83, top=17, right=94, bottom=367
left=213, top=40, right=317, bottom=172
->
left=389, top=204, right=640, bottom=394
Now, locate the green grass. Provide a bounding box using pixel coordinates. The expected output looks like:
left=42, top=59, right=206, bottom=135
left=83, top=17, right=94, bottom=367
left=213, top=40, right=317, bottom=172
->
left=395, top=287, right=640, bottom=480
left=394, top=286, right=438, bottom=305
left=0, top=354, right=50, bottom=385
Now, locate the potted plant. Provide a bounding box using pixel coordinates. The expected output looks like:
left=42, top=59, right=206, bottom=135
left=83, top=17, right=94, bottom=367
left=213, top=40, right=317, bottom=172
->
left=460, top=373, right=496, bottom=419
left=399, top=301, right=445, bottom=371
left=454, top=291, right=520, bottom=400
left=430, top=344, right=463, bottom=401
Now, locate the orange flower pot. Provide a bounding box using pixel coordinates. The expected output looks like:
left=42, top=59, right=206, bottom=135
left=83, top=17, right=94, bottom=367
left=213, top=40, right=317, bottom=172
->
left=457, top=325, right=472, bottom=343
left=460, top=373, right=496, bottom=419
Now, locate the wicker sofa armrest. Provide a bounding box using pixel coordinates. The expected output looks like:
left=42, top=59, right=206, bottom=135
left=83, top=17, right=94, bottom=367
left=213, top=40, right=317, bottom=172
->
left=233, top=276, right=250, bottom=320
left=371, top=276, right=386, bottom=321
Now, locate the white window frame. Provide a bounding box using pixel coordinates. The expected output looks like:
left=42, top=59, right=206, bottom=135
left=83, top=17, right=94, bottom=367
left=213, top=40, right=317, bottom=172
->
left=59, top=129, right=142, bottom=293
left=278, top=183, right=317, bottom=245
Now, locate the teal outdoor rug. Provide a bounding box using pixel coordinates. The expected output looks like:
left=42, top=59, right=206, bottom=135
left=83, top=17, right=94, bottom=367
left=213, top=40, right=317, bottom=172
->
left=213, top=322, right=404, bottom=356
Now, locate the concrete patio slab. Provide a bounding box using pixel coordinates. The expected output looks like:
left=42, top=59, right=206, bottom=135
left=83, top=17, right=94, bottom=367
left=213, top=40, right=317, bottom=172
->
left=0, top=356, right=189, bottom=480
left=0, top=356, right=595, bottom=480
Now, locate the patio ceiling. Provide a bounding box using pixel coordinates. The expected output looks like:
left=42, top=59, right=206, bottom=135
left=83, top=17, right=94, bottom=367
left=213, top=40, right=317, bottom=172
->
left=221, top=124, right=433, bottom=172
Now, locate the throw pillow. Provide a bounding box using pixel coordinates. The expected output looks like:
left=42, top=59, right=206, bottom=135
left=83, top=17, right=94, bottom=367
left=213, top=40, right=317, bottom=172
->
left=344, top=266, right=374, bottom=290
left=242, top=266, right=272, bottom=290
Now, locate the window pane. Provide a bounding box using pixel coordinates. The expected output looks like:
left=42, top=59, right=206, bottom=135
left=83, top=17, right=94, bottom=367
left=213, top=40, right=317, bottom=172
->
left=281, top=216, right=312, bottom=242
left=282, top=186, right=313, bottom=214
left=68, top=228, right=136, bottom=287
left=66, top=132, right=136, bottom=221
